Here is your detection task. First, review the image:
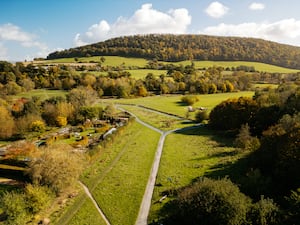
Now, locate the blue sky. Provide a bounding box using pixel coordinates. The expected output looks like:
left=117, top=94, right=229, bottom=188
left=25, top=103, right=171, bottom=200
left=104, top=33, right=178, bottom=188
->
left=1, top=0, right=300, bottom=61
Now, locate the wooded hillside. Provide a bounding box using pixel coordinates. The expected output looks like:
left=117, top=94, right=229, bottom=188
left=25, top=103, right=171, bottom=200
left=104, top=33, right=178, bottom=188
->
left=47, top=34, right=300, bottom=69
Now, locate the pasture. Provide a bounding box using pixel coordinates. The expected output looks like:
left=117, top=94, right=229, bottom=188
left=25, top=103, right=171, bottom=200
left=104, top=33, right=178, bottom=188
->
left=102, top=91, right=254, bottom=118
left=13, top=89, right=67, bottom=101
left=36, top=56, right=300, bottom=73
left=148, top=126, right=247, bottom=223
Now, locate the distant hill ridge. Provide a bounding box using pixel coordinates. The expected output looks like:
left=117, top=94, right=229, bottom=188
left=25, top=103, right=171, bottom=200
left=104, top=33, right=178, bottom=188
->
left=47, top=34, right=300, bottom=69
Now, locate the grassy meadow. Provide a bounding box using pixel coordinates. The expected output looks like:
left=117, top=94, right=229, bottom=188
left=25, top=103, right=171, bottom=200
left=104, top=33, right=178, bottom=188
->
left=12, top=89, right=67, bottom=101
left=35, top=56, right=300, bottom=73
left=102, top=91, right=254, bottom=118
left=148, top=126, right=247, bottom=223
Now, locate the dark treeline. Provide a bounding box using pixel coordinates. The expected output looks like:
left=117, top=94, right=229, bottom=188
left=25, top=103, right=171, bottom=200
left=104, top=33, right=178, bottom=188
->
left=47, top=34, right=300, bottom=69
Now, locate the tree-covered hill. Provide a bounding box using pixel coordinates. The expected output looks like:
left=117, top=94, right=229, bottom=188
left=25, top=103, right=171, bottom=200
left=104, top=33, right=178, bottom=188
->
left=47, top=34, right=300, bottom=69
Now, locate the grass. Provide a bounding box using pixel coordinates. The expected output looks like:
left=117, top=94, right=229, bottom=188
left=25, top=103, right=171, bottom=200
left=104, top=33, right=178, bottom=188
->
left=65, top=121, right=160, bottom=225
left=101, top=91, right=254, bottom=118
left=36, top=56, right=300, bottom=73
left=119, top=105, right=192, bottom=130
left=42, top=56, right=149, bottom=68
left=126, top=69, right=167, bottom=79
left=166, top=60, right=300, bottom=73
left=13, top=89, right=67, bottom=101
left=88, top=122, right=160, bottom=225
left=148, top=126, right=246, bottom=223
left=67, top=197, right=107, bottom=225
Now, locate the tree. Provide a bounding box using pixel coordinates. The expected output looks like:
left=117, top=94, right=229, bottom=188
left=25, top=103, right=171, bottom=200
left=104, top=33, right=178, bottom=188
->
left=67, top=86, right=98, bottom=110
left=209, top=97, right=259, bottom=131
left=248, top=197, right=279, bottom=225
left=27, top=144, right=86, bottom=194
left=0, top=106, right=15, bottom=139
left=164, top=178, right=251, bottom=225
left=234, top=123, right=260, bottom=151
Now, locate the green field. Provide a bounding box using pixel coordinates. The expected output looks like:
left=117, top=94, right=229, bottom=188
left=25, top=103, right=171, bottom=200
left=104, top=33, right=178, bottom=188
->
left=65, top=122, right=160, bottom=225
left=68, top=197, right=107, bottom=225
left=38, top=56, right=300, bottom=73
left=119, top=105, right=190, bottom=130
left=126, top=69, right=167, bottom=79
left=42, top=56, right=149, bottom=68
left=90, top=122, right=160, bottom=225
left=13, top=89, right=67, bottom=101
left=102, top=91, right=254, bottom=118
left=167, top=60, right=300, bottom=73
left=148, top=126, right=246, bottom=223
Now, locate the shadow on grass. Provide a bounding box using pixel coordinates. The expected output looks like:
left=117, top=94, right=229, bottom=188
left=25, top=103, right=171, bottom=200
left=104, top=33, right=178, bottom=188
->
left=174, top=125, right=235, bottom=148
left=175, top=101, right=188, bottom=107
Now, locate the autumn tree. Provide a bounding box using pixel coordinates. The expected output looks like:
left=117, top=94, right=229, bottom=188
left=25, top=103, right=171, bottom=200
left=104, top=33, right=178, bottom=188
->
left=0, top=106, right=15, bottom=139
left=28, top=144, right=86, bottom=194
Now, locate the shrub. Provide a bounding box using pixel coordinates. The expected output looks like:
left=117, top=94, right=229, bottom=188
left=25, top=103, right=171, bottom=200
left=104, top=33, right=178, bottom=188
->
left=56, top=116, right=67, bottom=127
left=24, top=184, right=53, bottom=214
left=27, top=144, right=85, bottom=194
left=195, top=110, right=209, bottom=123
left=167, top=178, right=251, bottom=225
left=234, top=124, right=260, bottom=151
left=1, top=184, right=54, bottom=225
left=30, top=120, right=46, bottom=132
left=181, top=95, right=199, bottom=106
left=248, top=196, right=279, bottom=225
left=1, top=191, right=30, bottom=225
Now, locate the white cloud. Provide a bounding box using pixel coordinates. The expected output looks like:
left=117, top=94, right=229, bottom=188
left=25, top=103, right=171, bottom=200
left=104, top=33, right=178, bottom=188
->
left=74, top=3, right=191, bottom=46
left=249, top=2, right=265, bottom=10
left=0, top=23, right=50, bottom=60
left=205, top=1, right=229, bottom=19
left=0, top=43, right=8, bottom=60
left=200, top=18, right=300, bottom=46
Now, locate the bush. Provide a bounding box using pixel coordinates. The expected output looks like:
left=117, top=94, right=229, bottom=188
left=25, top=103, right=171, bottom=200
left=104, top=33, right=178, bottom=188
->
left=166, top=178, right=251, bottom=225
left=248, top=196, right=279, bottom=225
left=25, top=184, right=53, bottom=214
left=27, top=144, right=85, bottom=194
left=195, top=110, right=209, bottom=123
left=234, top=124, right=260, bottom=151
left=1, top=184, right=54, bottom=225
left=56, top=116, right=67, bottom=127
left=1, top=191, right=30, bottom=225
left=30, top=120, right=46, bottom=132
left=181, top=95, right=199, bottom=106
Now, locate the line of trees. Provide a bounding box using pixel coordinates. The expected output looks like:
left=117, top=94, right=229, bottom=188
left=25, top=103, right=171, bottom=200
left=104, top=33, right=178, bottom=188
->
left=48, top=34, right=300, bottom=69
left=2, top=60, right=299, bottom=101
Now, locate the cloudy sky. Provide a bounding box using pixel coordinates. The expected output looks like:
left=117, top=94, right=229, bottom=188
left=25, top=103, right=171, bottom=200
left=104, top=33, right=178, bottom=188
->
left=1, top=0, right=300, bottom=61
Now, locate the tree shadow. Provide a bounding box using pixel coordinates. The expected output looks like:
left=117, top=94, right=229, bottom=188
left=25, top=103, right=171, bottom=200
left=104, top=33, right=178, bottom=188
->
left=174, top=125, right=235, bottom=148
left=175, top=101, right=188, bottom=107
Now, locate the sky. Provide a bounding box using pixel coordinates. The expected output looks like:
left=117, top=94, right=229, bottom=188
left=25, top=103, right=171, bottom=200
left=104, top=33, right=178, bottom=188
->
left=1, top=0, right=300, bottom=61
